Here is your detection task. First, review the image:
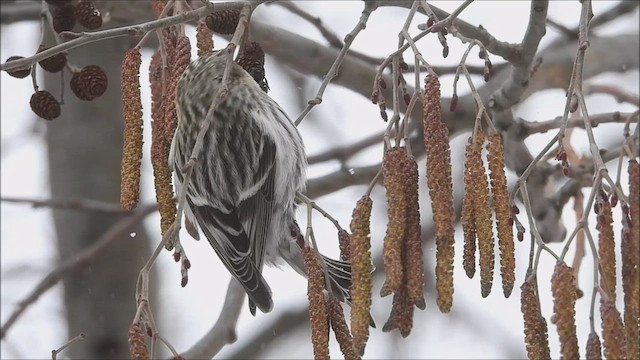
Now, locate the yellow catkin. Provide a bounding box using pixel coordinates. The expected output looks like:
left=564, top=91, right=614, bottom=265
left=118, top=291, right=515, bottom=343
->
left=520, top=278, right=551, bottom=360
left=596, top=190, right=616, bottom=302
left=151, top=35, right=190, bottom=236
left=586, top=331, right=602, bottom=360
left=381, top=147, right=408, bottom=297
left=328, top=297, right=360, bottom=360
left=195, top=22, right=213, bottom=57
left=403, top=153, right=425, bottom=310
left=487, top=133, right=514, bottom=298
left=551, top=262, right=579, bottom=360
left=382, top=283, right=414, bottom=337
left=471, top=132, right=495, bottom=298
left=128, top=322, right=150, bottom=360
left=303, top=246, right=330, bottom=360
left=349, top=196, right=373, bottom=356
left=423, top=74, right=455, bottom=313
left=461, top=136, right=478, bottom=279
left=600, top=299, right=627, bottom=360
left=624, top=159, right=640, bottom=360
left=119, top=48, right=143, bottom=211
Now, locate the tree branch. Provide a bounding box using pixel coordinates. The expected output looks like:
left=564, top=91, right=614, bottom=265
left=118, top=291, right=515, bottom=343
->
left=0, top=203, right=158, bottom=340
left=0, top=196, right=129, bottom=213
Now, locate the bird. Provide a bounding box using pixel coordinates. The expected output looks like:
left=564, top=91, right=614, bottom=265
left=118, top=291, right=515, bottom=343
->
left=170, top=49, right=355, bottom=315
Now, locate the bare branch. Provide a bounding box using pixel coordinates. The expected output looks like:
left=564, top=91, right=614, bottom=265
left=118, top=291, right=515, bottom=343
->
left=179, top=279, right=246, bottom=359
left=0, top=196, right=128, bottom=213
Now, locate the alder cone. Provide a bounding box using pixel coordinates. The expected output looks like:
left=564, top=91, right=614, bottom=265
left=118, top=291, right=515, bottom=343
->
left=70, top=65, right=108, bottom=101
left=51, top=3, right=76, bottom=33
left=30, top=91, right=61, bottom=120
left=75, top=0, right=102, bottom=30
left=5, top=56, right=31, bottom=78
left=37, top=46, right=67, bottom=73
left=205, top=10, right=240, bottom=34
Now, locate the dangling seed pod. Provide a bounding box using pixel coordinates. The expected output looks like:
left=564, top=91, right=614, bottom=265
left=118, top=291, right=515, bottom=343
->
left=461, top=136, right=478, bottom=279
left=327, top=297, right=360, bottom=360
left=30, top=90, right=61, bottom=120
left=586, top=331, right=602, bottom=360
left=205, top=10, right=240, bottom=35
left=487, top=132, right=515, bottom=298
left=195, top=22, right=214, bottom=57
left=471, top=132, right=495, bottom=298
left=337, top=229, right=351, bottom=262
left=551, top=262, right=579, bottom=359
left=381, top=147, right=408, bottom=297
left=303, top=246, right=330, bottom=360
left=382, top=284, right=413, bottom=337
left=403, top=154, right=425, bottom=309
left=596, top=190, right=616, bottom=301
left=5, top=56, right=31, bottom=79
left=50, top=3, right=76, bottom=33
left=128, top=322, right=150, bottom=360
left=520, top=278, right=551, bottom=360
left=349, top=196, right=373, bottom=356
left=70, top=65, right=108, bottom=101
left=423, top=73, right=455, bottom=313
left=600, top=299, right=626, bottom=360
left=75, top=0, right=102, bottom=30
left=623, top=159, right=640, bottom=360
left=120, top=48, right=143, bottom=211
left=37, top=45, right=67, bottom=73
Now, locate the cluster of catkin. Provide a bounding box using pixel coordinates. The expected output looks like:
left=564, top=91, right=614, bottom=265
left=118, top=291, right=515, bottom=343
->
left=518, top=160, right=640, bottom=360
left=379, top=146, right=425, bottom=337
left=461, top=129, right=514, bottom=299
left=304, top=196, right=375, bottom=359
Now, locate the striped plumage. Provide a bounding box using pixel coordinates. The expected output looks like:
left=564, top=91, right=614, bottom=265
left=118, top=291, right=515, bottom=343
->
left=170, top=50, right=353, bottom=314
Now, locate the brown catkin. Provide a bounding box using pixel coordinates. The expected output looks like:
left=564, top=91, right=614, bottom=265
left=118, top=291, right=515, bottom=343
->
left=337, top=229, right=351, bottom=262
left=403, top=154, right=425, bottom=309
left=205, top=10, right=240, bottom=35
left=600, top=299, right=627, bottom=360
left=381, top=147, right=408, bottom=296
left=551, top=262, right=579, bottom=360
left=328, top=297, right=360, bottom=360
left=461, top=136, right=478, bottom=279
left=128, top=322, right=150, bottom=360
left=149, top=51, right=163, bottom=123
left=487, top=132, right=514, bottom=298
left=382, top=283, right=414, bottom=337
left=195, top=22, right=213, bottom=57
left=119, top=48, right=143, bottom=211
left=520, top=278, right=551, bottom=360
left=423, top=74, right=455, bottom=313
left=303, top=246, right=330, bottom=360
left=151, top=0, right=168, bottom=17
left=151, top=35, right=190, bottom=236
left=586, top=332, right=602, bottom=360
left=349, top=196, right=373, bottom=356
left=596, top=190, right=616, bottom=301
left=624, top=159, right=640, bottom=360
left=471, top=132, right=495, bottom=298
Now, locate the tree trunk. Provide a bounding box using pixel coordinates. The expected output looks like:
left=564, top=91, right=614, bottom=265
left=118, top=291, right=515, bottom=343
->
left=44, top=31, right=155, bottom=358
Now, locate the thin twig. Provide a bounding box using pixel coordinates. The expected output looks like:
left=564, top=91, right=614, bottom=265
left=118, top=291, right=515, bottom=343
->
left=0, top=196, right=130, bottom=213
left=294, top=1, right=378, bottom=126
left=51, top=333, right=85, bottom=360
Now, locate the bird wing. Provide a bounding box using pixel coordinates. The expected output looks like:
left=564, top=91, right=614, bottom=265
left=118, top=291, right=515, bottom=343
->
left=190, top=198, right=274, bottom=313
left=237, top=135, right=277, bottom=314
